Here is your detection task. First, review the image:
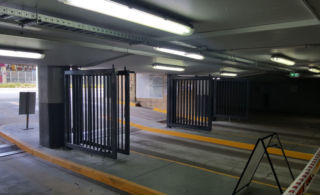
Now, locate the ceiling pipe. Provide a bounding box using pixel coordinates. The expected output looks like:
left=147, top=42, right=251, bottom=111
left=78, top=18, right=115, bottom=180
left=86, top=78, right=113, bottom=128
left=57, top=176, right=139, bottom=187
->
left=302, top=0, right=320, bottom=20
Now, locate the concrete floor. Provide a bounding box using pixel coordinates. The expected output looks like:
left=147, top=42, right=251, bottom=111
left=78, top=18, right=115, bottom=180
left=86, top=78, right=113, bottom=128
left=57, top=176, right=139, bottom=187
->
left=0, top=88, right=319, bottom=194
left=0, top=153, right=122, bottom=195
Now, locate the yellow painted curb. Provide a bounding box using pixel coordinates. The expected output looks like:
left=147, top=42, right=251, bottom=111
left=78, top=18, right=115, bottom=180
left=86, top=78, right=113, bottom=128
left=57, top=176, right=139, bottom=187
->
left=152, top=108, right=167, bottom=114
left=118, top=101, right=136, bottom=107
left=130, top=122, right=313, bottom=161
left=0, top=131, right=165, bottom=195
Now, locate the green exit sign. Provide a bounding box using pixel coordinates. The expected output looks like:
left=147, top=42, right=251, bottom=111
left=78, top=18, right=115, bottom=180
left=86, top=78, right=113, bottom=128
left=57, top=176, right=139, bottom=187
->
left=290, top=72, right=300, bottom=78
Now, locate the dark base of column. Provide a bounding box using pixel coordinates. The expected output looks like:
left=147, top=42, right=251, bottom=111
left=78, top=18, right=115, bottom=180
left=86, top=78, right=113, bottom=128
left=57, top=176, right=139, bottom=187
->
left=39, top=103, right=65, bottom=148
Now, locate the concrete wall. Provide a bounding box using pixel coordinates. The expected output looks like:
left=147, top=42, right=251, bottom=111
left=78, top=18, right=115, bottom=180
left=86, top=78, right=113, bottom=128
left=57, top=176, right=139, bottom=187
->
left=129, top=73, right=136, bottom=102
left=133, top=73, right=167, bottom=110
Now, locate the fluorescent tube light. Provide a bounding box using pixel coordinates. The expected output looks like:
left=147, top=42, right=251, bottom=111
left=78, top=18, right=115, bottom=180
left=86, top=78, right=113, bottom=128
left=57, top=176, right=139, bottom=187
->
left=58, top=0, right=193, bottom=36
left=308, top=68, right=320, bottom=73
left=154, top=47, right=204, bottom=60
left=270, top=55, right=295, bottom=66
left=0, top=49, right=44, bottom=59
left=220, top=72, right=237, bottom=77
left=152, top=64, right=185, bottom=72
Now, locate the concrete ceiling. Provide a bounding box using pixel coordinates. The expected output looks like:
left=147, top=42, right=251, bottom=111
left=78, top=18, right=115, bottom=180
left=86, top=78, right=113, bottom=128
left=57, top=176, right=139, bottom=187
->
left=0, top=0, right=320, bottom=76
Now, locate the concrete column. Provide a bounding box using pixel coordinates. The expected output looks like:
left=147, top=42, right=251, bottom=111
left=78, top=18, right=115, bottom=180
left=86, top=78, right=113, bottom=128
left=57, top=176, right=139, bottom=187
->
left=38, top=66, right=67, bottom=148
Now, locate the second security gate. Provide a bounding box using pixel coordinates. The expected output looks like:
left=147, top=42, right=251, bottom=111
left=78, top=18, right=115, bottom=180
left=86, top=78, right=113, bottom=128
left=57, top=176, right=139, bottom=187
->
left=167, top=75, right=213, bottom=130
left=64, top=69, right=130, bottom=159
left=214, top=78, right=249, bottom=119
left=167, top=75, right=249, bottom=131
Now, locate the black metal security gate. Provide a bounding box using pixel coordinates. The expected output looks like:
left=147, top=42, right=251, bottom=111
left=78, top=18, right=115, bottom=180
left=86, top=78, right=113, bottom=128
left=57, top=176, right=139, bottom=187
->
left=167, top=75, right=213, bottom=130
left=214, top=78, right=249, bottom=119
left=167, top=75, right=249, bottom=131
left=64, top=69, right=130, bottom=159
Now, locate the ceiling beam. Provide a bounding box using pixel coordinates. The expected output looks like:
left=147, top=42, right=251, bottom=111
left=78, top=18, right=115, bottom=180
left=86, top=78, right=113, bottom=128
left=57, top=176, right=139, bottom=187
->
left=157, top=19, right=320, bottom=42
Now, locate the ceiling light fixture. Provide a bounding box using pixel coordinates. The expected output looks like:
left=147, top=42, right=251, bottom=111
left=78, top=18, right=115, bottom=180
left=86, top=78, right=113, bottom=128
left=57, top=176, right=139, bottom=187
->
left=154, top=47, right=204, bottom=60
left=152, top=64, right=185, bottom=72
left=220, top=72, right=237, bottom=77
left=0, top=49, right=45, bottom=59
left=308, top=67, right=320, bottom=73
left=270, top=54, right=295, bottom=66
left=58, top=0, right=193, bottom=36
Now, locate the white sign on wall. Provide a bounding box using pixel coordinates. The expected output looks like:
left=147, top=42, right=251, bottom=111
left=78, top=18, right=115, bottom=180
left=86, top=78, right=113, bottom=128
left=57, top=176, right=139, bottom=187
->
left=136, top=73, right=164, bottom=99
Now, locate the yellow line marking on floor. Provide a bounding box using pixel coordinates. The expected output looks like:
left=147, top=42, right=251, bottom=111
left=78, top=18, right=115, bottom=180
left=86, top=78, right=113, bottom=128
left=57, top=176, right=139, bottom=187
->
left=213, top=130, right=319, bottom=149
left=131, top=150, right=282, bottom=190
left=0, top=131, right=166, bottom=195
left=152, top=108, right=167, bottom=114
left=130, top=122, right=313, bottom=161
left=151, top=107, right=318, bottom=149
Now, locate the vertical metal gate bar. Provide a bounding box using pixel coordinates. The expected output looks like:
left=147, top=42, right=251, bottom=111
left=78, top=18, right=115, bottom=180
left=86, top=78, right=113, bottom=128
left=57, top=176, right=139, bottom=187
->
left=181, top=80, right=184, bottom=125
left=204, top=80, right=207, bottom=127
left=92, top=76, right=96, bottom=149
left=95, top=75, right=97, bottom=147
left=208, top=79, right=213, bottom=130
left=199, top=79, right=202, bottom=127
left=186, top=80, right=189, bottom=125
left=200, top=79, right=203, bottom=127
left=76, top=75, right=79, bottom=144
left=93, top=74, right=95, bottom=149
left=88, top=75, right=90, bottom=147
left=99, top=75, right=102, bottom=148
left=75, top=75, right=78, bottom=145
left=73, top=75, right=77, bottom=144
left=184, top=79, right=187, bottom=125
left=192, top=80, right=195, bottom=126
left=103, top=75, right=106, bottom=153
left=80, top=75, right=84, bottom=144
left=203, top=79, right=206, bottom=127
left=125, top=72, right=130, bottom=154
left=166, top=75, right=172, bottom=127
left=107, top=75, right=110, bottom=147
left=121, top=75, right=124, bottom=150
left=84, top=76, right=88, bottom=148
left=180, top=79, right=182, bottom=125
left=116, top=76, right=119, bottom=149
left=177, top=80, right=180, bottom=124
left=96, top=75, right=99, bottom=147
left=175, top=79, right=178, bottom=125
left=111, top=73, right=117, bottom=159
left=195, top=80, right=199, bottom=127
left=64, top=75, right=70, bottom=144
left=78, top=76, right=81, bottom=145
left=180, top=80, right=182, bottom=125
left=189, top=80, right=192, bottom=125
left=94, top=75, right=97, bottom=149
left=72, top=75, right=76, bottom=144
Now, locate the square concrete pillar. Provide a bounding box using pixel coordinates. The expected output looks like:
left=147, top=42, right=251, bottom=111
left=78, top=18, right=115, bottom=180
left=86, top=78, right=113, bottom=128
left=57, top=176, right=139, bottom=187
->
left=38, top=66, right=67, bottom=148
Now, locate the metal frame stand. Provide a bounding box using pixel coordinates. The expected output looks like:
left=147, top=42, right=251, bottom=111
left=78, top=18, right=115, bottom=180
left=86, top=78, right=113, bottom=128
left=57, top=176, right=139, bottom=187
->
left=232, top=133, right=294, bottom=194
